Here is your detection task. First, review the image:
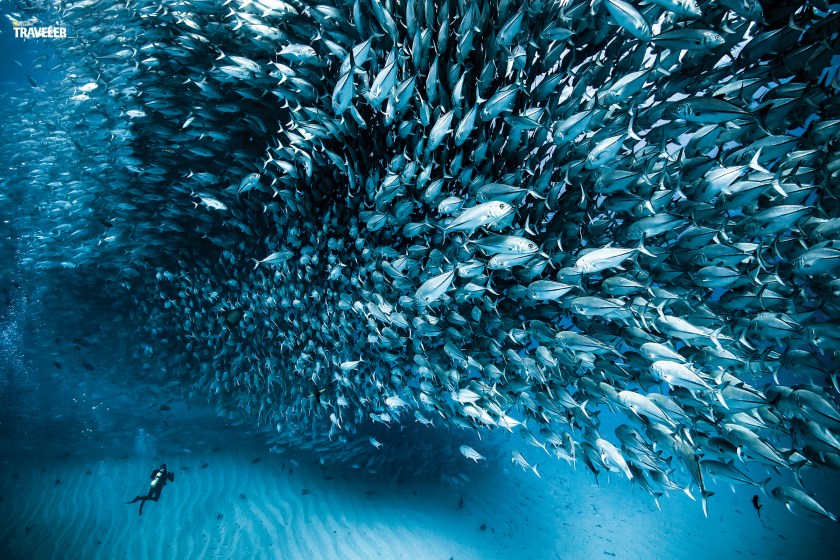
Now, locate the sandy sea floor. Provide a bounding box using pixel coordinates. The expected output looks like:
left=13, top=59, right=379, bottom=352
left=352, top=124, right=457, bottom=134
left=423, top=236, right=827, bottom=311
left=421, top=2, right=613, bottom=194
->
left=1, top=428, right=838, bottom=560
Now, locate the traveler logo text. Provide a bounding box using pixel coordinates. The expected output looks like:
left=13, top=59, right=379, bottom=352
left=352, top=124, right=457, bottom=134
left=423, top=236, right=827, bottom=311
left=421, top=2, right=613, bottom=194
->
left=11, top=18, right=67, bottom=39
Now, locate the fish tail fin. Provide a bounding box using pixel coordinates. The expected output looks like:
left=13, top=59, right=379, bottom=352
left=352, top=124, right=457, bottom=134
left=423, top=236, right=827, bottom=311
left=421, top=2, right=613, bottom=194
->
left=579, top=399, right=590, bottom=419
left=636, top=238, right=655, bottom=257
left=760, top=477, right=771, bottom=497
left=532, top=464, right=541, bottom=478
left=701, top=490, right=714, bottom=518
left=524, top=214, right=538, bottom=234
left=748, top=148, right=769, bottom=174
left=739, top=332, right=757, bottom=353
left=789, top=457, right=809, bottom=487
left=253, top=259, right=261, bottom=270
left=474, top=84, right=485, bottom=105
left=711, top=326, right=724, bottom=352
left=755, top=103, right=773, bottom=136
left=429, top=223, right=446, bottom=244
left=652, top=301, right=666, bottom=322
left=627, top=110, right=642, bottom=142
left=652, top=52, right=672, bottom=77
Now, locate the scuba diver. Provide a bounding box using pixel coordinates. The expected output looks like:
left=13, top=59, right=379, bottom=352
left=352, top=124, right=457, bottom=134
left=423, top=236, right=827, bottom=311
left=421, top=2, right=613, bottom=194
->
left=126, top=464, right=174, bottom=516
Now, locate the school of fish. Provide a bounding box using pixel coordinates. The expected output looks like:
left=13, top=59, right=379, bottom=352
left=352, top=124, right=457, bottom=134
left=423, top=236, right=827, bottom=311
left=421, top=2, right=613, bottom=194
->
left=2, top=0, right=840, bottom=520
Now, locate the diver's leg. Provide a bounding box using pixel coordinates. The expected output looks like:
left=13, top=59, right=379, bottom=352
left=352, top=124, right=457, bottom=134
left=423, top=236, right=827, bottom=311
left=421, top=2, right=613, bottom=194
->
left=126, top=495, right=144, bottom=504
left=138, top=487, right=163, bottom=516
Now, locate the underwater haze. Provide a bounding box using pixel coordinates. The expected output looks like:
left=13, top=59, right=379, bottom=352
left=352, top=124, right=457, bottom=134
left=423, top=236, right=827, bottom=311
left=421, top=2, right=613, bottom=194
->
left=2, top=0, right=840, bottom=558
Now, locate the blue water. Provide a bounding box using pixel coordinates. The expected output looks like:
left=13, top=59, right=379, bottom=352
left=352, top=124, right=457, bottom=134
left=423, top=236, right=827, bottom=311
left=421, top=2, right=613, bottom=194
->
left=2, top=3, right=840, bottom=558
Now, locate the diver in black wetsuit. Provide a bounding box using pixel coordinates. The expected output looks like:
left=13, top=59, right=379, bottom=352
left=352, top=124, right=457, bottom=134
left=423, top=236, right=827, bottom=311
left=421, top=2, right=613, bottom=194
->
left=126, top=464, right=174, bottom=516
